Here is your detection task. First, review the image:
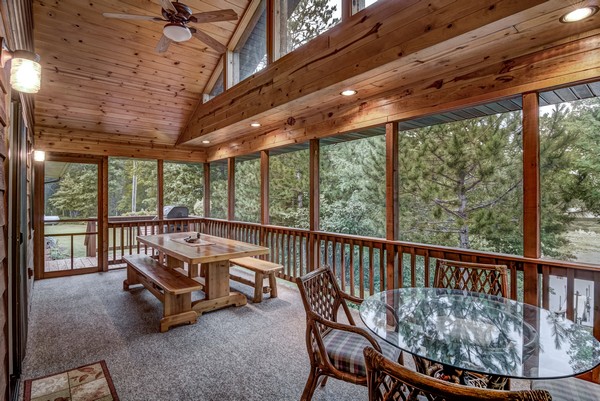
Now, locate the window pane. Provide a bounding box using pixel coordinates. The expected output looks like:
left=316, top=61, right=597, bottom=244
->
left=109, top=158, right=157, bottom=217
left=352, top=0, right=379, bottom=14
left=269, top=147, right=309, bottom=228
left=398, top=108, right=523, bottom=254
left=234, top=0, right=267, bottom=84
left=164, top=161, right=204, bottom=217
left=235, top=156, right=261, bottom=222
left=210, top=161, right=228, bottom=219
left=540, top=91, right=600, bottom=263
left=320, top=132, right=385, bottom=237
left=278, top=0, right=341, bottom=58
left=209, top=71, right=224, bottom=99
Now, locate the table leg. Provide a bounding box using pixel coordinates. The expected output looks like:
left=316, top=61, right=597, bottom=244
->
left=192, top=260, right=247, bottom=315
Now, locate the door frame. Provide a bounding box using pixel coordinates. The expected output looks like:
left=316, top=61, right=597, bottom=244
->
left=34, top=153, right=106, bottom=279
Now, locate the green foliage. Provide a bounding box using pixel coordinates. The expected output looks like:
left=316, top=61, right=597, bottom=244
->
left=269, top=149, right=310, bottom=228
left=235, top=158, right=261, bottom=223
left=320, top=135, right=386, bottom=237
left=109, top=158, right=157, bottom=216
left=47, top=163, right=98, bottom=218
left=398, top=113, right=524, bottom=254
left=284, top=0, right=340, bottom=53
left=164, top=162, right=203, bottom=215
left=210, top=163, right=228, bottom=219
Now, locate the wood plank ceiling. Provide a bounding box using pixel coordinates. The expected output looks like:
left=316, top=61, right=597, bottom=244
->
left=33, top=0, right=247, bottom=147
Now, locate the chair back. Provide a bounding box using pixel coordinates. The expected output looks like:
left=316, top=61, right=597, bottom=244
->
left=296, top=267, right=354, bottom=331
left=364, top=347, right=552, bottom=401
left=434, top=259, right=509, bottom=297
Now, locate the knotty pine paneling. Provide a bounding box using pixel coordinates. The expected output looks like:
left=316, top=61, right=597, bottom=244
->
left=33, top=0, right=250, bottom=146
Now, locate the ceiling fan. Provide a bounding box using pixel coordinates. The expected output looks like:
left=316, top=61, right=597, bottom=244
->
left=103, top=0, right=237, bottom=54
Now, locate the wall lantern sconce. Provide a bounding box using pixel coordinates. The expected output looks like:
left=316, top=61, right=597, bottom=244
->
left=33, top=150, right=45, bottom=162
left=1, top=40, right=41, bottom=94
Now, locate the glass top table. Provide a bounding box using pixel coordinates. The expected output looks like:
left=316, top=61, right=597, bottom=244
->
left=359, top=287, right=600, bottom=380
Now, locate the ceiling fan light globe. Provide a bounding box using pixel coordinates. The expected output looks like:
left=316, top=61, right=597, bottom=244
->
left=163, top=24, right=192, bottom=42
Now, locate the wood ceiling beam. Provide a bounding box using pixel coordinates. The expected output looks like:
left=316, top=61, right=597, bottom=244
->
left=198, top=2, right=600, bottom=153
left=178, top=0, right=552, bottom=145
left=35, top=131, right=207, bottom=162
left=205, top=31, right=600, bottom=161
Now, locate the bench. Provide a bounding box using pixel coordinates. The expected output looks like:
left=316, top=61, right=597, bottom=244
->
left=123, top=254, right=202, bottom=332
left=229, top=257, right=283, bottom=303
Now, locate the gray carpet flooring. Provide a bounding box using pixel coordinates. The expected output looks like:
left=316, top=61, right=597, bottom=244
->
left=20, top=270, right=367, bottom=401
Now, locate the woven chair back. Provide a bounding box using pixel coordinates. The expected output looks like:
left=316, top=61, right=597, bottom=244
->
left=364, top=347, right=552, bottom=401
left=434, top=259, right=509, bottom=297
left=297, top=267, right=348, bottom=333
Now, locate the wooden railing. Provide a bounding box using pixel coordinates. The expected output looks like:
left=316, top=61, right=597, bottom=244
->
left=43, top=218, right=99, bottom=271
left=200, top=217, right=600, bottom=366
left=107, top=217, right=203, bottom=265
left=105, top=216, right=600, bottom=373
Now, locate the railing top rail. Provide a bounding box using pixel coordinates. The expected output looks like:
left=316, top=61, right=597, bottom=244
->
left=108, top=217, right=204, bottom=225
left=311, top=230, right=600, bottom=273
left=44, top=218, right=98, bottom=223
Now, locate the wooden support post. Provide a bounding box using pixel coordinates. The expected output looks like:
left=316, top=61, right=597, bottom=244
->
left=522, top=92, right=540, bottom=305
left=268, top=0, right=279, bottom=63
left=228, top=157, right=235, bottom=223
left=33, top=160, right=44, bottom=279
left=386, top=123, right=398, bottom=241
left=342, top=0, right=352, bottom=21
left=385, top=123, right=399, bottom=290
left=309, top=139, right=320, bottom=271
left=594, top=271, right=600, bottom=382
left=204, top=162, right=210, bottom=218
left=157, top=159, right=164, bottom=220
left=260, top=150, right=269, bottom=248
left=224, top=50, right=234, bottom=90
left=101, top=156, right=109, bottom=271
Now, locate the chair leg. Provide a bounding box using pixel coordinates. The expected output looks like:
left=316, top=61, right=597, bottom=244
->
left=319, top=376, right=328, bottom=387
left=301, top=367, right=321, bottom=401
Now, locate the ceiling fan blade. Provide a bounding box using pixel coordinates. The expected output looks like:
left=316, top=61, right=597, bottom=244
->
left=103, top=13, right=165, bottom=21
left=156, top=35, right=172, bottom=53
left=190, top=9, right=238, bottom=23
left=159, top=0, right=178, bottom=13
left=191, top=29, right=226, bottom=53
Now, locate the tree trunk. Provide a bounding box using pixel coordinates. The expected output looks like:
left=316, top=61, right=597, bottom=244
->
left=457, top=173, right=470, bottom=249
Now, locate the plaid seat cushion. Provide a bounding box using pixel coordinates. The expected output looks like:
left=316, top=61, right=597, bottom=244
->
left=322, top=329, right=400, bottom=377
left=532, top=378, right=600, bottom=401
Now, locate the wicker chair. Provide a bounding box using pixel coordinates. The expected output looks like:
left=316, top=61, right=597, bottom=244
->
left=433, top=259, right=508, bottom=297
left=414, top=259, right=510, bottom=389
left=296, top=267, right=400, bottom=401
left=365, top=347, right=552, bottom=401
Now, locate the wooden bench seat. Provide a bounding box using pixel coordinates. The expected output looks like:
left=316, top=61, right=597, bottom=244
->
left=229, top=257, right=283, bottom=303
left=123, top=254, right=202, bottom=332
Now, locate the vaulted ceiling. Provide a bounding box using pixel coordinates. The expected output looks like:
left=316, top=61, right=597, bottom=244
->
left=33, top=0, right=247, bottom=146
left=30, top=0, right=600, bottom=161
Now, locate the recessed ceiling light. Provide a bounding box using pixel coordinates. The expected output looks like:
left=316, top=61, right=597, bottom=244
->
left=202, top=140, right=210, bottom=144
left=250, top=122, right=261, bottom=127
left=340, top=89, right=357, bottom=96
left=560, top=6, right=598, bottom=23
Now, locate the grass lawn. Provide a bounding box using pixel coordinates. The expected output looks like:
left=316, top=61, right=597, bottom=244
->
left=44, top=222, right=136, bottom=260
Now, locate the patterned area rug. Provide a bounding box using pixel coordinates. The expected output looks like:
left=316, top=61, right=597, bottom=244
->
left=23, top=360, right=119, bottom=401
